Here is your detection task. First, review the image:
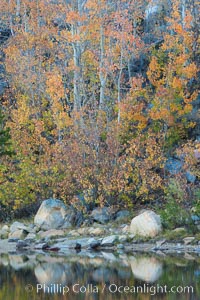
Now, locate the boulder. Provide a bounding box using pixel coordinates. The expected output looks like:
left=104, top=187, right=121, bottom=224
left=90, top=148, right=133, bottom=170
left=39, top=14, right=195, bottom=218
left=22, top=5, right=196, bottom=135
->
left=61, top=210, right=84, bottom=229
left=24, top=233, right=36, bottom=243
left=39, top=229, right=65, bottom=239
left=101, top=235, right=118, bottom=247
left=34, top=243, right=49, bottom=250
left=1, top=225, right=9, bottom=231
left=183, top=237, right=195, bottom=245
left=77, top=227, right=89, bottom=235
left=52, top=237, right=91, bottom=250
left=130, top=210, right=162, bottom=237
left=165, top=158, right=183, bottom=175
left=88, top=238, right=101, bottom=249
left=34, top=199, right=68, bottom=230
left=8, top=238, right=19, bottom=243
left=68, top=230, right=80, bottom=237
left=115, top=210, right=130, bottom=221
left=8, top=229, right=26, bottom=240
left=10, top=221, right=30, bottom=233
left=0, top=229, right=8, bottom=239
left=118, top=235, right=128, bottom=243
left=91, top=207, right=111, bottom=224
left=88, top=227, right=105, bottom=236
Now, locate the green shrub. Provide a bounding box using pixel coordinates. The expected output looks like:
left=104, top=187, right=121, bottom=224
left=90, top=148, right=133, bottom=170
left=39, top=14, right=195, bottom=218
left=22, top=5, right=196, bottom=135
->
left=159, top=180, right=190, bottom=229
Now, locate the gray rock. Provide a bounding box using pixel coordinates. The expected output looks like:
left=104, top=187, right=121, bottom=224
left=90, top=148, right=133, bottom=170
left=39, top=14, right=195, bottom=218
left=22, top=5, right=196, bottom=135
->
left=77, top=227, right=89, bottom=235
left=183, top=237, right=195, bottom=245
left=34, top=198, right=68, bottom=230
left=61, top=221, right=73, bottom=229
left=1, top=225, right=9, bottom=231
left=8, top=229, right=26, bottom=240
left=185, top=171, right=196, bottom=183
left=115, top=210, right=130, bottom=221
left=156, top=239, right=166, bottom=248
left=118, top=235, right=128, bottom=243
left=68, top=229, right=80, bottom=237
left=62, top=210, right=84, bottom=228
left=39, top=229, right=65, bottom=239
left=24, top=233, right=36, bottom=243
left=101, top=235, right=118, bottom=247
left=88, top=227, right=105, bottom=236
left=91, top=207, right=111, bottom=224
left=52, top=238, right=91, bottom=250
left=8, top=238, right=19, bottom=243
left=165, top=158, right=183, bottom=175
left=0, top=229, right=8, bottom=239
left=75, top=211, right=85, bottom=227
left=87, top=238, right=101, bottom=249
left=34, top=243, right=49, bottom=250
left=10, top=222, right=30, bottom=233
left=191, top=215, right=200, bottom=222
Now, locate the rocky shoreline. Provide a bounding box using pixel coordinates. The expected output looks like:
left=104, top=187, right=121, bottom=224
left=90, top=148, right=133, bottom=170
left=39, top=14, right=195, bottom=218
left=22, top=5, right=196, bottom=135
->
left=0, top=224, right=199, bottom=256
left=0, top=238, right=200, bottom=257
left=0, top=198, right=199, bottom=256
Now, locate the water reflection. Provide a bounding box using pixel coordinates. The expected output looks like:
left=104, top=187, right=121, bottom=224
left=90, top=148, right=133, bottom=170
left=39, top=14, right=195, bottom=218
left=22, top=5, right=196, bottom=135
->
left=130, top=257, right=163, bottom=282
left=35, top=263, right=70, bottom=285
left=0, top=250, right=199, bottom=300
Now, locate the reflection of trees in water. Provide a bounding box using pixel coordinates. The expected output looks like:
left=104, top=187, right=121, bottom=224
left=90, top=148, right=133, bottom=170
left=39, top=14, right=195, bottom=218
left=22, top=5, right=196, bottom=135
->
left=0, top=253, right=199, bottom=300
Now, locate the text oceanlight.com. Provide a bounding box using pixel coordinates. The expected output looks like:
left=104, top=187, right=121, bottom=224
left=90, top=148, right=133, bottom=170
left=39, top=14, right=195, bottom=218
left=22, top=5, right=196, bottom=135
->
left=29, top=283, right=194, bottom=296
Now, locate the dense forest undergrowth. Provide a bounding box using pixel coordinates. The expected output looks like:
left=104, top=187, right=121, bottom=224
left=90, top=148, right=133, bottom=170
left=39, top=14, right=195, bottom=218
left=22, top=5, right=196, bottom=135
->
left=0, top=0, right=199, bottom=226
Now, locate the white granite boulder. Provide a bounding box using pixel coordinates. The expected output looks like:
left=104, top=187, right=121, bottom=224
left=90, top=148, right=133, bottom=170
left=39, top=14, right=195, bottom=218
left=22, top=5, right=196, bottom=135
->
left=130, top=210, right=162, bottom=237
left=34, top=199, right=68, bottom=230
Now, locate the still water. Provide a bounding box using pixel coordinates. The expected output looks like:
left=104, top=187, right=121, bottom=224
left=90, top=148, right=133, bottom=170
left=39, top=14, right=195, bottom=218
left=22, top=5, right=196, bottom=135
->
left=0, top=250, right=199, bottom=300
